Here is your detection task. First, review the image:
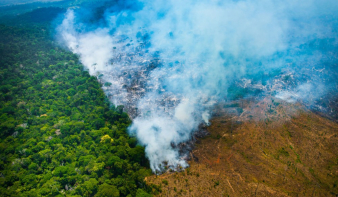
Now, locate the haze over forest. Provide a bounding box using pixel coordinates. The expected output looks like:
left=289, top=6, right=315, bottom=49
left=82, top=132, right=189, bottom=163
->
left=0, top=0, right=62, bottom=6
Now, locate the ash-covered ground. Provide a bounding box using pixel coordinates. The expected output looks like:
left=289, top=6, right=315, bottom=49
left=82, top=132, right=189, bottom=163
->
left=98, top=44, right=338, bottom=122
left=96, top=37, right=180, bottom=119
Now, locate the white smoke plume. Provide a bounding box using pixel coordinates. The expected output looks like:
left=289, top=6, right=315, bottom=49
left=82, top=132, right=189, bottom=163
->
left=57, top=0, right=338, bottom=172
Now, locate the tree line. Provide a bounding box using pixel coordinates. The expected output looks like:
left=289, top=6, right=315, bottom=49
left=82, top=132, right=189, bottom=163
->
left=0, top=8, right=161, bottom=197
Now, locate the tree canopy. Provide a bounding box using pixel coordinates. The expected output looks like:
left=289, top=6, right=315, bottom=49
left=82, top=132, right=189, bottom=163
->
left=0, top=8, right=159, bottom=196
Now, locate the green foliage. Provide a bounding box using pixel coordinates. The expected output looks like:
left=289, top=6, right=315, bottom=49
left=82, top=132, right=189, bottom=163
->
left=0, top=13, right=152, bottom=197
left=214, top=180, right=220, bottom=188
left=278, top=148, right=290, bottom=157
left=162, top=179, right=168, bottom=185
left=136, top=188, right=153, bottom=197
left=96, top=183, right=120, bottom=197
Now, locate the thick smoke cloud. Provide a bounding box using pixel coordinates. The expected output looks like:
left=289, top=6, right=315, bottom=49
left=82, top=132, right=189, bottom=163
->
left=57, top=0, right=338, bottom=172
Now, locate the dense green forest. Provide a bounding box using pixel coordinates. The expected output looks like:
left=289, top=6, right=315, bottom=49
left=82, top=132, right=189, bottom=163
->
left=0, top=8, right=158, bottom=197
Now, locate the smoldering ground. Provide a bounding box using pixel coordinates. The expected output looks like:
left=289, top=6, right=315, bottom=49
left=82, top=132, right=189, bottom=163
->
left=56, top=0, right=338, bottom=172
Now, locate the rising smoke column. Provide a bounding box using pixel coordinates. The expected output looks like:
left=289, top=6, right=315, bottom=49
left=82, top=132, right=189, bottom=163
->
left=57, top=0, right=338, bottom=172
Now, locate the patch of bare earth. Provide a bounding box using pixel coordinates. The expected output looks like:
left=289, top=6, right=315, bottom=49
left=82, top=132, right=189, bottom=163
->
left=146, top=100, right=338, bottom=197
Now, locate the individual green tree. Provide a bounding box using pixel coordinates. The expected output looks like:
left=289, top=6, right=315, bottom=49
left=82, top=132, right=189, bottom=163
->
left=135, top=189, right=152, bottom=197
left=96, top=183, right=120, bottom=197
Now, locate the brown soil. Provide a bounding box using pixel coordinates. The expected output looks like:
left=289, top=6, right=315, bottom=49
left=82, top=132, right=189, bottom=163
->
left=146, top=102, right=338, bottom=197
